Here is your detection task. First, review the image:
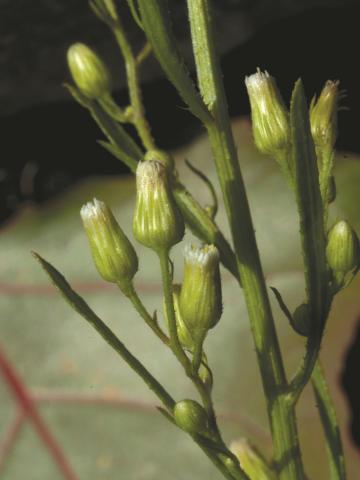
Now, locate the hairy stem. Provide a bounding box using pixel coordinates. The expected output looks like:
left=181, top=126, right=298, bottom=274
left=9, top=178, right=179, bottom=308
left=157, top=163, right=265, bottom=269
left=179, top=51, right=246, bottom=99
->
left=187, top=1, right=305, bottom=477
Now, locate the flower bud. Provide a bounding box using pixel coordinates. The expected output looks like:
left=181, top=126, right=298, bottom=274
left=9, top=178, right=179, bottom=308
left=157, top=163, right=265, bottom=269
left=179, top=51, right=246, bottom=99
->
left=310, top=80, right=339, bottom=152
left=179, top=244, right=222, bottom=345
left=231, top=439, right=277, bottom=480
left=133, top=160, right=184, bottom=252
left=67, top=43, right=111, bottom=99
left=80, top=199, right=138, bottom=292
left=326, top=220, right=360, bottom=282
left=173, top=399, right=208, bottom=435
left=199, top=363, right=213, bottom=393
left=292, top=303, right=310, bottom=336
left=163, top=285, right=195, bottom=350
left=245, top=70, right=290, bottom=156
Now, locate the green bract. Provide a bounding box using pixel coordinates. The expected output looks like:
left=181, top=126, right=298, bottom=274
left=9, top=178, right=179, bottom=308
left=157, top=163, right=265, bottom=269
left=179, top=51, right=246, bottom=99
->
left=80, top=198, right=138, bottom=292
left=67, top=43, right=111, bottom=99
left=163, top=284, right=195, bottom=351
left=133, top=160, right=184, bottom=252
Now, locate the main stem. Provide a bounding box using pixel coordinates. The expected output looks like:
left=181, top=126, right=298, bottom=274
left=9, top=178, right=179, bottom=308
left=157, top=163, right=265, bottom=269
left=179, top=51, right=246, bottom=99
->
left=187, top=1, right=304, bottom=477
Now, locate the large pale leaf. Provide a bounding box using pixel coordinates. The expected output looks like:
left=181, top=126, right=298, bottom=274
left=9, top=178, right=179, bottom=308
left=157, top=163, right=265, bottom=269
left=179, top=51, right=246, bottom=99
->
left=0, top=119, right=359, bottom=479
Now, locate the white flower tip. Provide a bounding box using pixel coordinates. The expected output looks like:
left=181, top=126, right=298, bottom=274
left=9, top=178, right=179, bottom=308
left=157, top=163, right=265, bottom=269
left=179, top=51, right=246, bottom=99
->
left=80, top=198, right=105, bottom=221
left=184, top=244, right=219, bottom=267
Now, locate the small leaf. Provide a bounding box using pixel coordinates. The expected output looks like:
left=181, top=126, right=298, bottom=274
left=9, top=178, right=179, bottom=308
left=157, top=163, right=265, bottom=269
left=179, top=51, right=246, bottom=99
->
left=270, top=286, right=307, bottom=336
left=98, top=140, right=137, bottom=172
left=66, top=83, right=142, bottom=170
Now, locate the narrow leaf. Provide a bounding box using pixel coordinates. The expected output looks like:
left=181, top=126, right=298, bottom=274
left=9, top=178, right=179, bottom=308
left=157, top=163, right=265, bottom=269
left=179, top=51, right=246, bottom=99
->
left=66, top=84, right=142, bottom=170
left=290, top=79, right=328, bottom=330
left=98, top=140, right=137, bottom=173
left=136, top=0, right=211, bottom=125
left=32, top=252, right=175, bottom=411
left=270, top=286, right=307, bottom=336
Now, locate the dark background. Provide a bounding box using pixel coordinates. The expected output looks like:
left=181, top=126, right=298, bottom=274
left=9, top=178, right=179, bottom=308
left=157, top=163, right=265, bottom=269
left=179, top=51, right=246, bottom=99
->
left=1, top=0, right=359, bottom=450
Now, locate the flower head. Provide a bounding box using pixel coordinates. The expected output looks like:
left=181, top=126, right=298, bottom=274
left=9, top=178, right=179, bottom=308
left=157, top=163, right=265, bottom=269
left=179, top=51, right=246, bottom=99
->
left=81, top=199, right=138, bottom=292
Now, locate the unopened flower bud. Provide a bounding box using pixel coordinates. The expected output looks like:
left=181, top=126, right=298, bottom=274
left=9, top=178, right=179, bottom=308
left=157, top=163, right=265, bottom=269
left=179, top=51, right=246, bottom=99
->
left=326, top=221, right=359, bottom=276
left=133, top=160, right=184, bottom=252
left=231, top=439, right=277, bottom=480
left=292, top=303, right=310, bottom=336
left=174, top=399, right=208, bottom=434
left=67, top=43, right=111, bottom=99
left=199, top=363, right=213, bottom=393
left=310, top=80, right=339, bottom=152
left=245, top=70, right=290, bottom=156
left=81, top=199, right=138, bottom=292
left=163, top=285, right=195, bottom=350
left=179, top=245, right=222, bottom=345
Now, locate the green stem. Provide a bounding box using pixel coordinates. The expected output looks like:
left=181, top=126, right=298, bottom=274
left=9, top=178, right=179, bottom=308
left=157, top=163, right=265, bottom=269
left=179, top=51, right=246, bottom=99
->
left=187, top=1, right=304, bottom=478
left=158, top=249, right=191, bottom=372
left=311, top=360, right=347, bottom=480
left=112, top=20, right=156, bottom=151
left=122, top=283, right=170, bottom=346
left=158, top=250, right=248, bottom=479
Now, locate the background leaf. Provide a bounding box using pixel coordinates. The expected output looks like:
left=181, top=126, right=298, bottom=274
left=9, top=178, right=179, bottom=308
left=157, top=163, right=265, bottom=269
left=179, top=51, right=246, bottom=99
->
left=0, top=119, right=359, bottom=479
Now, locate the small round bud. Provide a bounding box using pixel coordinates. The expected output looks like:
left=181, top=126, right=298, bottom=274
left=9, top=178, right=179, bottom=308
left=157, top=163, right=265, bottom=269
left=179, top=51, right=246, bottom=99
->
left=173, top=399, right=208, bottom=434
left=310, top=80, right=339, bottom=152
left=67, top=43, right=111, bottom=99
left=245, top=69, right=290, bottom=156
left=292, top=303, right=310, bottom=336
left=199, top=363, right=213, bottom=393
left=133, top=160, right=184, bottom=252
left=81, top=199, right=138, bottom=292
left=163, top=285, right=195, bottom=350
left=231, top=438, right=277, bottom=480
left=179, top=244, right=222, bottom=346
left=326, top=220, right=360, bottom=283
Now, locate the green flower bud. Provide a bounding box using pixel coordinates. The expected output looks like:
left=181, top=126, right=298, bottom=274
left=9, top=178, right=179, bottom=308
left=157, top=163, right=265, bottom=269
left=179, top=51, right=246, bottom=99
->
left=67, top=43, right=111, bottom=99
left=163, top=284, right=195, bottom=350
left=292, top=303, right=310, bottom=336
left=133, top=160, right=184, bottom=252
left=80, top=199, right=138, bottom=292
left=245, top=70, right=290, bottom=156
left=326, top=220, right=360, bottom=274
left=231, top=439, right=277, bottom=480
left=179, top=244, right=222, bottom=345
left=173, top=399, right=208, bottom=434
left=310, top=80, right=339, bottom=152
left=199, top=363, right=213, bottom=393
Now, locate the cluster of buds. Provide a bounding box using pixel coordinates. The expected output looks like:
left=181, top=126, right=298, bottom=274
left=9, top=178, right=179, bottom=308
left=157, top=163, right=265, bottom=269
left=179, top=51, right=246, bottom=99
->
left=326, top=220, right=360, bottom=289
left=67, top=43, right=112, bottom=100
left=81, top=159, right=223, bottom=361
